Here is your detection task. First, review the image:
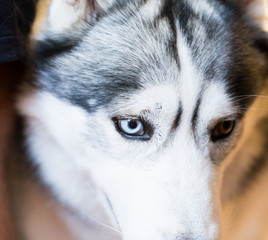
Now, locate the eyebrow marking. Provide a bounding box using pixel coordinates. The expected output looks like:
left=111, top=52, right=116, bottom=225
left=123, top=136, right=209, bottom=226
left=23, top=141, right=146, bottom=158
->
left=172, top=102, right=183, bottom=130
left=191, top=98, right=201, bottom=132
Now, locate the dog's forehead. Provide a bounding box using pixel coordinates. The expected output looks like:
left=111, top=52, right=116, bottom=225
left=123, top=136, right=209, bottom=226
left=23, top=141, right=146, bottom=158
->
left=86, top=0, right=229, bottom=76
left=83, top=2, right=231, bottom=108
left=35, top=0, right=259, bottom=113
left=109, top=81, right=233, bottom=122
left=78, top=1, right=229, bottom=87
left=83, top=1, right=178, bottom=79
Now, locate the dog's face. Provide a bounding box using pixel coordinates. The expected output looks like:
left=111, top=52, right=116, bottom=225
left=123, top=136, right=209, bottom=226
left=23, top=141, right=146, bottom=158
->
left=19, top=0, right=268, bottom=239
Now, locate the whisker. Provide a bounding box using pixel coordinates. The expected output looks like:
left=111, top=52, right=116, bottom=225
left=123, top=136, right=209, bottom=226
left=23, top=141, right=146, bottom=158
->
left=90, top=217, right=123, bottom=235
left=222, top=201, right=243, bottom=233
left=231, top=94, right=268, bottom=99
left=81, top=179, right=123, bottom=236
left=230, top=95, right=268, bottom=103
left=239, top=108, right=268, bottom=110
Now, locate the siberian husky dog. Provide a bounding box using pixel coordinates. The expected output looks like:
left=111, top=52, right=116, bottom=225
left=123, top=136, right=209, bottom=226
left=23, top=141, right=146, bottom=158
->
left=8, top=0, right=268, bottom=240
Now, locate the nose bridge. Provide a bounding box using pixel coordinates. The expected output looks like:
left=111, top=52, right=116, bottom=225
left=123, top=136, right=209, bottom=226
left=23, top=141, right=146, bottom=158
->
left=170, top=116, right=197, bottom=153
left=155, top=131, right=218, bottom=239
left=164, top=126, right=202, bottom=174
left=115, top=130, right=219, bottom=240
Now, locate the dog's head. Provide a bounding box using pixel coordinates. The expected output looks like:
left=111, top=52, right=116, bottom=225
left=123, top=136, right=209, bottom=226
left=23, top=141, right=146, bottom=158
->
left=19, top=0, right=268, bottom=239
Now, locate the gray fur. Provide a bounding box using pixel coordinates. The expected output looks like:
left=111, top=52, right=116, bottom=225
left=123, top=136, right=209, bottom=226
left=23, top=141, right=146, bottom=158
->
left=31, top=0, right=267, bottom=112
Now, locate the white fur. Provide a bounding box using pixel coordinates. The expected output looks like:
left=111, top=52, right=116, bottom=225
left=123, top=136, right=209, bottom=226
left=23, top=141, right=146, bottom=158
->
left=139, top=0, right=162, bottom=20
left=18, top=68, right=238, bottom=240
left=44, top=0, right=117, bottom=35
left=177, top=31, right=202, bottom=121
left=188, top=0, right=221, bottom=21
left=46, top=0, right=89, bottom=34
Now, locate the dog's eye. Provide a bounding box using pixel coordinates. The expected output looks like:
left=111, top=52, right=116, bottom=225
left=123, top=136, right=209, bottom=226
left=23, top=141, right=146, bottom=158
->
left=114, top=118, right=152, bottom=140
left=211, top=120, right=235, bottom=142
left=118, top=119, right=144, bottom=136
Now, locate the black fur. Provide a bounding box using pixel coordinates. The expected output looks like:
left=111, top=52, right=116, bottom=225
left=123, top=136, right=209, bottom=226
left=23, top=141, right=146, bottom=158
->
left=172, top=103, right=183, bottom=130
left=191, top=98, right=201, bottom=134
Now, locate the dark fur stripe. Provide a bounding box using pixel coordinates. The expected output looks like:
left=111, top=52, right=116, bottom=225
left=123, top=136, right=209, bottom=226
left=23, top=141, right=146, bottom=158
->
left=174, top=0, right=196, bottom=46
left=32, top=38, right=79, bottom=69
left=172, top=103, right=183, bottom=130
left=191, top=98, right=201, bottom=133
left=159, top=0, right=179, bottom=64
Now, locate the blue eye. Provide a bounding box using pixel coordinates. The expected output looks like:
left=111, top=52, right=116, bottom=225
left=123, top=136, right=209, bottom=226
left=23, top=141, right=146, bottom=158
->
left=118, top=119, right=144, bottom=136
left=113, top=118, right=152, bottom=140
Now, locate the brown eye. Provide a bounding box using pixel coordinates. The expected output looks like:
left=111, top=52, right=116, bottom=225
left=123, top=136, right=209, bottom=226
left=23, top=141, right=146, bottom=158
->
left=211, top=120, right=235, bottom=142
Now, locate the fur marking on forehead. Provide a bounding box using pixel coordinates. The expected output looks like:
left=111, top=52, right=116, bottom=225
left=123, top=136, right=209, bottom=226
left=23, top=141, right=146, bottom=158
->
left=139, top=0, right=163, bottom=19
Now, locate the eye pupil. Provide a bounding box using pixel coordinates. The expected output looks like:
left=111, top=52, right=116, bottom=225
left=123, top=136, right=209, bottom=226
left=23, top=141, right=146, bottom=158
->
left=222, top=121, right=231, bottom=132
left=128, top=120, right=138, bottom=129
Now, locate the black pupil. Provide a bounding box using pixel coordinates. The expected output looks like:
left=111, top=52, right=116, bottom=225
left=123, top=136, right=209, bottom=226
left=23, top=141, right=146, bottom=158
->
left=223, top=121, right=232, bottom=131
left=128, top=120, right=138, bottom=129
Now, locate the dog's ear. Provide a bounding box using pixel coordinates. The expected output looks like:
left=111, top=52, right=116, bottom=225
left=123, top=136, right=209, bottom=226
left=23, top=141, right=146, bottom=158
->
left=231, top=0, right=267, bottom=29
left=232, top=0, right=268, bottom=79
left=255, top=32, right=268, bottom=77
left=242, top=0, right=268, bottom=79
left=41, top=0, right=115, bottom=36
